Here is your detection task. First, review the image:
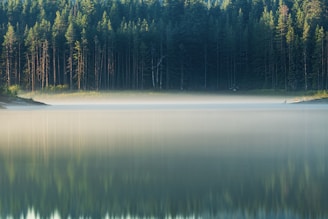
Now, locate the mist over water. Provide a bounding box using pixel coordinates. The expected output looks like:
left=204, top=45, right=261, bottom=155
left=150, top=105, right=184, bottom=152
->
left=1, top=94, right=328, bottom=218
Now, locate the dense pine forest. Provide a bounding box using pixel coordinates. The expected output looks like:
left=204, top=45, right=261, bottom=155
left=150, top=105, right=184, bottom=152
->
left=0, top=0, right=327, bottom=91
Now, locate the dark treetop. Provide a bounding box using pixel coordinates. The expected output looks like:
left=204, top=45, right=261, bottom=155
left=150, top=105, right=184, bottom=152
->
left=0, top=0, right=327, bottom=91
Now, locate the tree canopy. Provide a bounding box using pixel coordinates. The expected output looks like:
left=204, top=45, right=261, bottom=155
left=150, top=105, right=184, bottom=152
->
left=0, top=0, right=327, bottom=91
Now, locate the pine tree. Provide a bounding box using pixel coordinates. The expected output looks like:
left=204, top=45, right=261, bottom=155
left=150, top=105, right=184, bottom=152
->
left=302, top=20, right=310, bottom=91
left=52, top=10, right=67, bottom=86
left=313, top=25, right=325, bottom=89
left=276, top=1, right=288, bottom=89
left=260, top=7, right=275, bottom=88
left=3, top=23, right=17, bottom=87
left=65, top=16, right=76, bottom=89
left=286, top=14, right=296, bottom=90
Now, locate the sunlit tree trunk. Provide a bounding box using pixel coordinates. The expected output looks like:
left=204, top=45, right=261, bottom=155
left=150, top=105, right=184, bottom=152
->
left=53, top=41, right=57, bottom=86
left=68, top=45, right=73, bottom=90
left=303, top=20, right=310, bottom=91
left=65, top=21, right=76, bottom=90
left=3, top=23, right=17, bottom=88
left=179, top=43, right=185, bottom=90
left=74, top=41, right=82, bottom=90
left=204, top=43, right=207, bottom=89
left=326, top=32, right=328, bottom=90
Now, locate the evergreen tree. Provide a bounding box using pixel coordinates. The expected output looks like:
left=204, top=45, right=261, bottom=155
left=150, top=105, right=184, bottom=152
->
left=313, top=25, right=325, bottom=89
left=2, top=23, right=17, bottom=87
left=302, top=20, right=310, bottom=90
left=0, top=0, right=327, bottom=91
left=286, top=13, right=296, bottom=90
left=276, top=1, right=288, bottom=89
left=65, top=16, right=76, bottom=89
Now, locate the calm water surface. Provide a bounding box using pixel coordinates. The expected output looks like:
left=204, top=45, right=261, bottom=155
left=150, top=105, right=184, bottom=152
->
left=0, top=96, right=328, bottom=218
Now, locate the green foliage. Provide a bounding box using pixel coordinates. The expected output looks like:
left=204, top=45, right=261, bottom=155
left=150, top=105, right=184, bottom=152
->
left=0, top=0, right=327, bottom=91
left=46, top=85, right=69, bottom=93
left=312, top=90, right=328, bottom=99
left=2, top=85, right=21, bottom=96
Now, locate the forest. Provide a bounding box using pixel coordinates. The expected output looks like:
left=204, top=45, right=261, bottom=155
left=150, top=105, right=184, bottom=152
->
left=0, top=0, right=327, bottom=91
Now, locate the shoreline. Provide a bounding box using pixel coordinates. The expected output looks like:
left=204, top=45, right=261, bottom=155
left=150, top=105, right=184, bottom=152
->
left=292, top=97, right=328, bottom=104
left=0, top=95, right=47, bottom=109
left=1, top=92, right=327, bottom=109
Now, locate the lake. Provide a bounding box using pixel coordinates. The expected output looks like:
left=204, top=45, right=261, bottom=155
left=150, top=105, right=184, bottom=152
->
left=0, top=94, right=327, bottom=219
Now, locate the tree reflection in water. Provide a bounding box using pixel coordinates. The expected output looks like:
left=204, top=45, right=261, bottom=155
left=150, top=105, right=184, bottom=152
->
left=0, top=145, right=327, bottom=218
left=0, top=106, right=327, bottom=218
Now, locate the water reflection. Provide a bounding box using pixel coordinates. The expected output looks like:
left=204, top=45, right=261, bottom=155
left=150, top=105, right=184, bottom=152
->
left=0, top=103, right=328, bottom=218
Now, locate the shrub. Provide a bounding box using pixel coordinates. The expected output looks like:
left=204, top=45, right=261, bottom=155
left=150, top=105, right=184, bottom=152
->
left=46, top=84, right=69, bottom=93
left=6, top=85, right=21, bottom=96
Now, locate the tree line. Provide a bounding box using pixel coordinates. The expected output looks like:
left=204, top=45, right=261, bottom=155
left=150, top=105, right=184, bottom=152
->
left=0, top=0, right=327, bottom=91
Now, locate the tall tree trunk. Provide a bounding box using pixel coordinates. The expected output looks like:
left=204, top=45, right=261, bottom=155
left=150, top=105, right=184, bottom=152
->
left=6, top=49, right=10, bottom=87
left=204, top=43, right=208, bottom=89
left=304, top=49, right=308, bottom=91
left=326, top=35, right=328, bottom=89
left=18, top=42, right=21, bottom=85
left=53, top=42, right=56, bottom=86
left=180, top=57, right=184, bottom=90
left=159, top=35, right=164, bottom=90
left=151, top=48, right=155, bottom=88
left=69, top=45, right=73, bottom=90
left=94, top=38, right=100, bottom=90
left=180, top=44, right=184, bottom=90
left=32, top=50, right=36, bottom=91
left=321, top=36, right=324, bottom=90
left=216, top=39, right=220, bottom=89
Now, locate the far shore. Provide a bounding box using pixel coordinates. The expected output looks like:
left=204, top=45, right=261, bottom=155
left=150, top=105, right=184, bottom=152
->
left=293, top=98, right=328, bottom=104
left=1, top=91, right=328, bottom=109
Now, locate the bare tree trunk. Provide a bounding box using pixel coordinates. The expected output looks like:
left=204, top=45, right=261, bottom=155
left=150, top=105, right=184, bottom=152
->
left=94, top=38, right=100, bottom=90
left=53, top=42, right=56, bottom=86
left=26, top=55, right=31, bottom=89
left=180, top=44, right=184, bottom=90
left=321, top=37, right=324, bottom=89
left=180, top=58, right=184, bottom=90
left=216, top=40, right=220, bottom=89
left=204, top=44, right=208, bottom=89
left=326, top=36, right=328, bottom=89
left=18, top=42, right=21, bottom=85
left=42, top=41, right=49, bottom=89
left=288, top=44, right=291, bottom=90
left=304, top=49, right=308, bottom=91
left=36, top=45, right=40, bottom=89
left=63, top=52, right=66, bottom=86
left=32, top=50, right=36, bottom=91
left=6, top=48, right=10, bottom=87
left=13, top=48, right=18, bottom=85
left=151, top=50, right=155, bottom=88
left=69, top=45, right=73, bottom=90
left=159, top=35, right=164, bottom=89
left=83, top=46, right=88, bottom=90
